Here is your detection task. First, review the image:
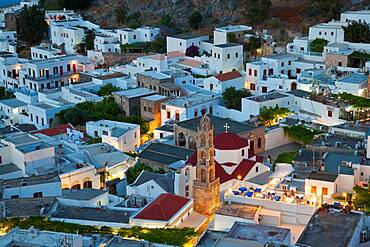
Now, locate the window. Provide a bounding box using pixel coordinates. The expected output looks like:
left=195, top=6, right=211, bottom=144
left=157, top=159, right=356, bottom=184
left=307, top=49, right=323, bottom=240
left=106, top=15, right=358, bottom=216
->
left=11, top=195, right=19, bottom=199
left=281, top=62, right=284, bottom=67
left=227, top=54, right=230, bottom=59
left=166, top=109, right=171, bottom=119
left=361, top=172, right=364, bottom=176
left=185, top=185, right=189, bottom=191
left=255, top=166, right=259, bottom=173
left=288, top=60, right=291, bottom=65
left=248, top=69, right=252, bottom=76
left=235, top=53, right=238, bottom=58
left=319, top=31, right=322, bottom=35
left=258, top=138, right=262, bottom=148
left=33, top=192, right=43, bottom=198
left=331, top=32, right=334, bottom=36
left=328, top=110, right=333, bottom=117
left=311, top=186, right=317, bottom=193
left=0, top=156, right=2, bottom=164
left=175, top=111, right=180, bottom=121
left=134, top=132, right=137, bottom=138
left=143, top=106, right=147, bottom=111
left=338, top=62, right=342, bottom=66
left=250, top=83, right=256, bottom=91
left=254, top=70, right=257, bottom=77
left=322, top=187, right=328, bottom=196
left=133, top=35, right=136, bottom=39
left=194, top=109, right=198, bottom=117
left=242, top=149, right=245, bottom=156
left=83, top=181, right=92, bottom=188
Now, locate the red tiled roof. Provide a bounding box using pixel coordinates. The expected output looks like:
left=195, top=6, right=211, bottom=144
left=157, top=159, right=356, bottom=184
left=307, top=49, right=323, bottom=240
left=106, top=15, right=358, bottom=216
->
left=187, top=152, right=257, bottom=184
left=214, top=132, right=248, bottom=150
left=32, top=123, right=75, bottom=137
left=216, top=159, right=256, bottom=184
left=134, top=193, right=190, bottom=221
left=215, top=70, right=242, bottom=82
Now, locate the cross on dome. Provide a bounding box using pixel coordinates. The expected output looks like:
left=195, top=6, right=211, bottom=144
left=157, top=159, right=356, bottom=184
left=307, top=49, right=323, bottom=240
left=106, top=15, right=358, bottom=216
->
left=223, top=123, right=230, bottom=133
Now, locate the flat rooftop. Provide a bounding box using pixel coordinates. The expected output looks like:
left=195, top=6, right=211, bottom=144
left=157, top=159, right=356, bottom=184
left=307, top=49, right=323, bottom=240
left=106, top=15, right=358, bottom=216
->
left=298, top=211, right=362, bottom=247
left=171, top=33, right=208, bottom=40
left=338, top=73, right=368, bottom=84
left=141, top=94, right=167, bottom=102
left=228, top=221, right=290, bottom=244
left=0, top=98, right=27, bottom=108
left=0, top=163, right=21, bottom=175
left=139, top=143, right=194, bottom=166
left=214, top=43, right=241, bottom=48
left=165, top=93, right=219, bottom=107
left=216, top=204, right=258, bottom=220
left=52, top=205, right=133, bottom=224
left=138, top=71, right=171, bottom=80
left=247, top=92, right=288, bottom=102
left=61, top=188, right=107, bottom=201
left=113, top=87, right=156, bottom=99
left=0, top=173, right=60, bottom=188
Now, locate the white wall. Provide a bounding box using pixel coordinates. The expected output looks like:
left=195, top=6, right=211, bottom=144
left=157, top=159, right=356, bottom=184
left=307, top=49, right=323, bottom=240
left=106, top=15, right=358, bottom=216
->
left=3, top=181, right=62, bottom=199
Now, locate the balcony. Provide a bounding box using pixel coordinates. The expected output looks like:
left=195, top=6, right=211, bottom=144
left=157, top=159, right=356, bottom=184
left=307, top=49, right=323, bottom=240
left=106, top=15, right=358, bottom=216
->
left=25, top=70, right=82, bottom=82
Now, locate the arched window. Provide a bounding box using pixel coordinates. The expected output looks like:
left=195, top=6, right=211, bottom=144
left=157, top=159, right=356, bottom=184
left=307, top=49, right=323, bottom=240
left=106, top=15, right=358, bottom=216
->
left=175, top=110, right=180, bottom=121
left=71, top=184, right=81, bottom=190
left=83, top=181, right=92, bottom=188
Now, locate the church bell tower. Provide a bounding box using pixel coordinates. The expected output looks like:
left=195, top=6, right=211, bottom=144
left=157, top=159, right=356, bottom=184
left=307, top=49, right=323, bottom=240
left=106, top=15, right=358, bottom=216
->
left=192, top=115, right=220, bottom=216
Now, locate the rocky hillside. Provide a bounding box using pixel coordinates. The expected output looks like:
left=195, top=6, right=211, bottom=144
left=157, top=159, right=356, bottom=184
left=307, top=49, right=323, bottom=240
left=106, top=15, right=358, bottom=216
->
left=82, top=0, right=370, bottom=32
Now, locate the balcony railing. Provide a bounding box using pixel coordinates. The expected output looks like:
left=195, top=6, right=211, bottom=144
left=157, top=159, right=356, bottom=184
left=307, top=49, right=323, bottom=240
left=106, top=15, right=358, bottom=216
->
left=24, top=70, right=81, bottom=82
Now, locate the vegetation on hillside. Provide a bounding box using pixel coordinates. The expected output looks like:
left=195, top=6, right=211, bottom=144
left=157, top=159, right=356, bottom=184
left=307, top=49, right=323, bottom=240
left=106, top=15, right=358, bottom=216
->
left=283, top=125, right=319, bottom=145
left=259, top=106, right=290, bottom=127
left=307, top=0, right=342, bottom=20
left=16, top=6, right=48, bottom=46
left=243, top=0, right=272, bottom=26
left=310, top=38, right=328, bottom=53
left=344, top=21, right=370, bottom=43
left=53, top=97, right=149, bottom=133
left=188, top=11, right=203, bottom=29
left=222, top=87, right=252, bottom=111
left=0, top=217, right=196, bottom=246
left=39, top=0, right=93, bottom=10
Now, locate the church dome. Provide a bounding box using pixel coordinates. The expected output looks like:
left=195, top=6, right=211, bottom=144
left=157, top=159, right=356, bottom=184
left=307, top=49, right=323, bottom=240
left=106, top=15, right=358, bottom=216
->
left=214, top=132, right=248, bottom=150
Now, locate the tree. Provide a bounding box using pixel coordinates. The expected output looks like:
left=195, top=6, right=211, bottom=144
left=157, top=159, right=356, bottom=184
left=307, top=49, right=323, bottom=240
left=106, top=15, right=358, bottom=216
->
left=16, top=6, right=48, bottom=46
left=243, top=0, right=272, bottom=26
left=259, top=106, right=290, bottom=127
left=185, top=45, right=199, bottom=57
left=160, top=14, right=172, bottom=27
left=115, top=7, right=127, bottom=23
left=98, top=83, right=121, bottom=96
left=84, top=30, right=95, bottom=50
left=283, top=125, right=318, bottom=145
left=222, top=87, right=252, bottom=111
left=125, top=163, right=153, bottom=184
left=310, top=38, right=328, bottom=53
left=188, top=11, right=202, bottom=29
left=343, top=21, right=370, bottom=43
left=0, top=87, right=15, bottom=100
